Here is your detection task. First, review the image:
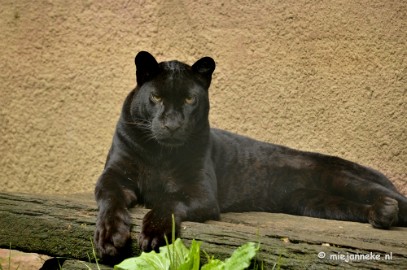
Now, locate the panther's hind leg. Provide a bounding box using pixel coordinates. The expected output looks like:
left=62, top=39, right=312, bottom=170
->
left=329, top=176, right=407, bottom=227
left=368, top=196, right=399, bottom=229
left=369, top=189, right=407, bottom=227
left=281, top=189, right=399, bottom=228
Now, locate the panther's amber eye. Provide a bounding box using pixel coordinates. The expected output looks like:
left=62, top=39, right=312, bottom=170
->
left=185, top=96, right=196, bottom=105
left=150, top=93, right=162, bottom=104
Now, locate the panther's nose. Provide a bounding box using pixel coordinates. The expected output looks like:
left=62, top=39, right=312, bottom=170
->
left=164, top=121, right=181, bottom=133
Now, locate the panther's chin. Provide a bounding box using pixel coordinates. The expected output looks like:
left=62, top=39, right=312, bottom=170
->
left=157, top=138, right=185, bottom=148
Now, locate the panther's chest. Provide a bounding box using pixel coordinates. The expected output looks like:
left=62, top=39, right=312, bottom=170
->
left=136, top=162, right=187, bottom=199
left=133, top=146, right=208, bottom=204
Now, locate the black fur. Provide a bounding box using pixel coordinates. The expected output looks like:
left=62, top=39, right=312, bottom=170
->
left=94, top=51, right=407, bottom=261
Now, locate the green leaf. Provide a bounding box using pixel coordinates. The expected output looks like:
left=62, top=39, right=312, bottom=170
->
left=224, top=242, right=258, bottom=270
left=201, top=258, right=224, bottom=270
left=114, top=238, right=191, bottom=270
left=114, top=250, right=169, bottom=270
left=178, top=240, right=201, bottom=270
left=163, top=238, right=189, bottom=270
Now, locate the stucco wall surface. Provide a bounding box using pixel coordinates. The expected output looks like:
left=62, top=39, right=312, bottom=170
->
left=0, top=0, right=406, bottom=194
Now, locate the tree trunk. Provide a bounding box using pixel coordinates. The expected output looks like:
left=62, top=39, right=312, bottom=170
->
left=0, top=192, right=406, bottom=269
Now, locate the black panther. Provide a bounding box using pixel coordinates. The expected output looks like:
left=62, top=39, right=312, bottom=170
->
left=94, top=51, right=407, bottom=260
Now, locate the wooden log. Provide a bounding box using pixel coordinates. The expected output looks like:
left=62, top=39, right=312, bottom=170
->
left=0, top=192, right=406, bottom=269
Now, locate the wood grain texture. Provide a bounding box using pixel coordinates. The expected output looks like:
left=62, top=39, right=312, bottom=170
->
left=0, top=192, right=406, bottom=269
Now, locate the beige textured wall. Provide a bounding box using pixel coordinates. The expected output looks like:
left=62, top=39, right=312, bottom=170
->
left=0, top=0, right=406, bottom=195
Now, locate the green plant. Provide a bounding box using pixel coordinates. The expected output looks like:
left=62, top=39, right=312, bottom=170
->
left=88, top=237, right=101, bottom=270
left=201, top=242, right=259, bottom=270
left=114, top=215, right=259, bottom=270
left=0, top=245, right=20, bottom=270
left=115, top=239, right=258, bottom=270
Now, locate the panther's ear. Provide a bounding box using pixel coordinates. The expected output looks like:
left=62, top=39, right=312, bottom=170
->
left=135, top=51, right=159, bottom=86
left=192, top=57, right=216, bottom=78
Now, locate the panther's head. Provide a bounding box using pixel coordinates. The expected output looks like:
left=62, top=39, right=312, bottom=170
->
left=129, top=51, right=216, bottom=147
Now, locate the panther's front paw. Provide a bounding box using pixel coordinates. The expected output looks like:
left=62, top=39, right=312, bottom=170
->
left=368, top=196, right=399, bottom=229
left=94, top=207, right=132, bottom=263
left=138, top=210, right=178, bottom=252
